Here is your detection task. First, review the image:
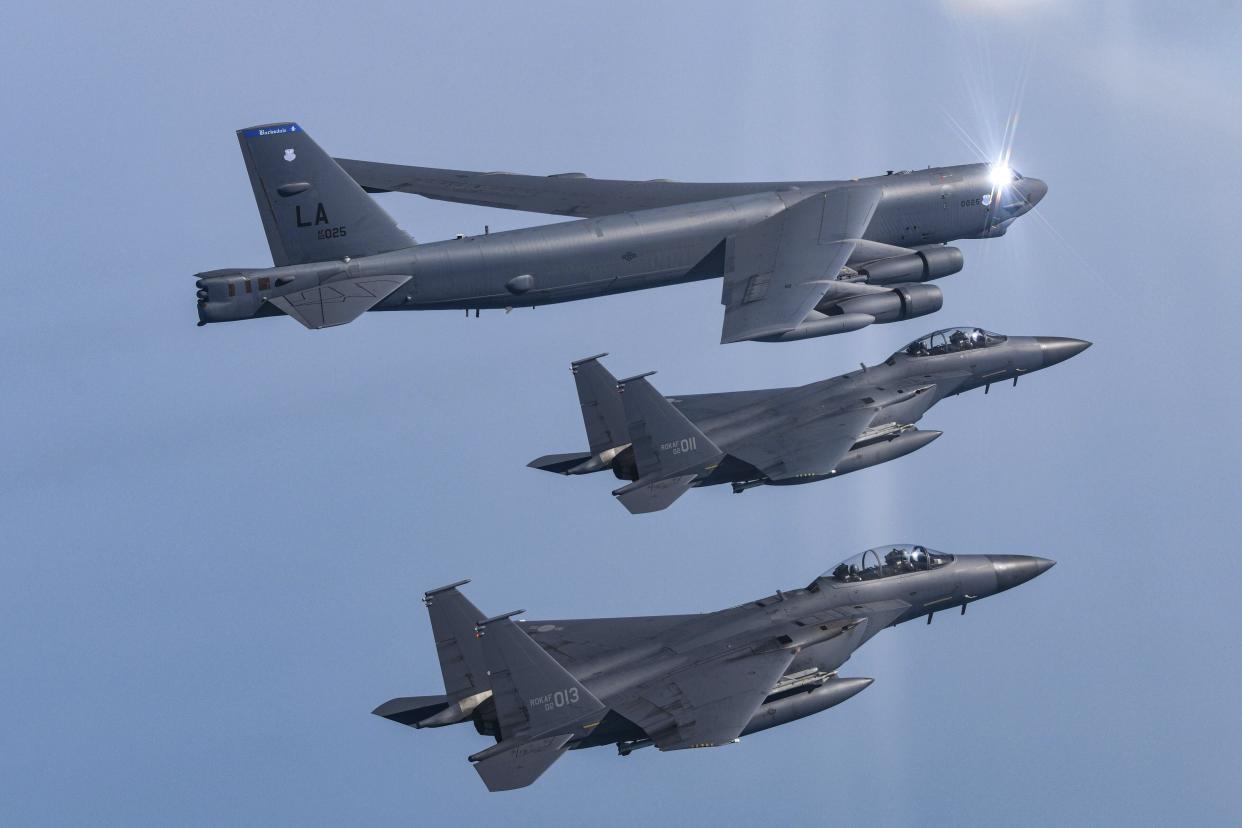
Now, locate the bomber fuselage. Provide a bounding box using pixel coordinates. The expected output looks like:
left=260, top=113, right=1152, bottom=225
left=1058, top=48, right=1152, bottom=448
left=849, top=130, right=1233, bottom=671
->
left=197, top=163, right=1045, bottom=325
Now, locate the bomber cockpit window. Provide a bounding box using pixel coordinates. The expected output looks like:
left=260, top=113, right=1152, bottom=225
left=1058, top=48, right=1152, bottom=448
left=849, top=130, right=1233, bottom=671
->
left=819, top=544, right=953, bottom=584
left=901, top=327, right=1006, bottom=357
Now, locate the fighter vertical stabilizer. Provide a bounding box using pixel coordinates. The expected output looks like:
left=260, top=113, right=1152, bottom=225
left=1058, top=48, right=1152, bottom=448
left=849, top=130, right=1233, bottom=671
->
left=611, top=372, right=724, bottom=514
left=468, top=611, right=606, bottom=792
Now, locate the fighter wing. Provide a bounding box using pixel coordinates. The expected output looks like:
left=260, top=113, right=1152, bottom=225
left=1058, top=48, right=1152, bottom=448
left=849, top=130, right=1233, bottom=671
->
left=336, top=158, right=793, bottom=218
left=608, top=649, right=797, bottom=751
left=720, top=186, right=883, bottom=344
left=521, top=615, right=699, bottom=669
left=669, top=388, right=796, bottom=423
left=729, top=404, right=879, bottom=482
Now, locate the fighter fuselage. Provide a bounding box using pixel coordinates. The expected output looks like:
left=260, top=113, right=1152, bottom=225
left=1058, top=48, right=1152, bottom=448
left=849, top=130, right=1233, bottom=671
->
left=510, top=550, right=1053, bottom=752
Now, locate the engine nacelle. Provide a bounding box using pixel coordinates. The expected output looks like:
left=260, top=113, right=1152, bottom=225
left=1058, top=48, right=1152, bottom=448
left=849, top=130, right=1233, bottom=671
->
left=856, top=246, right=964, bottom=285
left=820, top=283, right=943, bottom=324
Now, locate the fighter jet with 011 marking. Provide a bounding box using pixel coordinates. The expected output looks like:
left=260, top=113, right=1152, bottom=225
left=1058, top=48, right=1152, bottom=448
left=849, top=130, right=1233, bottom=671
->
left=376, top=544, right=1054, bottom=791
left=530, top=327, right=1089, bottom=513
left=195, top=122, right=1045, bottom=342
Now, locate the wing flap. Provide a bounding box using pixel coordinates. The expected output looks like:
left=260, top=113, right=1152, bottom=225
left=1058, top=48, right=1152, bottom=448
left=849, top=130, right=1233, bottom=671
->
left=721, top=187, right=882, bottom=343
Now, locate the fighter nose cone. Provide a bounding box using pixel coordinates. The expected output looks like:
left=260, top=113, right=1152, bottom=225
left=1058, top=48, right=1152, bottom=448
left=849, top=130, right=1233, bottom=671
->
left=1021, top=177, right=1048, bottom=208
left=988, top=555, right=1056, bottom=593
left=1035, top=337, right=1091, bottom=368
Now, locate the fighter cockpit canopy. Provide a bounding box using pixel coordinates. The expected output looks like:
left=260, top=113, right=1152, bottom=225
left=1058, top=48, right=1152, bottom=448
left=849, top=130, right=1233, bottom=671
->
left=819, top=544, right=953, bottom=584
left=901, top=327, right=1007, bottom=358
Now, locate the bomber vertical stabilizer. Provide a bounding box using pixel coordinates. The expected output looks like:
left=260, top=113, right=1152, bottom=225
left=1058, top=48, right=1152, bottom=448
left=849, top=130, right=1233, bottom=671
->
left=236, top=122, right=414, bottom=266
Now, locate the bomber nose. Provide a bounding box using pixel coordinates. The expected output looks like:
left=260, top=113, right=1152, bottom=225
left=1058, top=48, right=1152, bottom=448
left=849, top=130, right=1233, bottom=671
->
left=988, top=555, right=1056, bottom=593
left=1035, top=337, right=1091, bottom=368
left=1020, top=177, right=1048, bottom=208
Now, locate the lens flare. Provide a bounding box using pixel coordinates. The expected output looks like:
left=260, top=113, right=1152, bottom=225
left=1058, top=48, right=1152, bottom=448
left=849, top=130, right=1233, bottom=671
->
left=989, top=163, right=1014, bottom=188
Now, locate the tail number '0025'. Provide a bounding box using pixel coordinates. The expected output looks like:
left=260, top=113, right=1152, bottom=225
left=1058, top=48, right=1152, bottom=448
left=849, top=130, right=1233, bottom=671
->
left=660, top=436, right=697, bottom=456
left=529, top=687, right=579, bottom=711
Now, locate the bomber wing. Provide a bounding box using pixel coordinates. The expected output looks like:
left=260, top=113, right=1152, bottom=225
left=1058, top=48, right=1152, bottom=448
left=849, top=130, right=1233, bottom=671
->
left=720, top=186, right=884, bottom=343
left=336, top=157, right=819, bottom=218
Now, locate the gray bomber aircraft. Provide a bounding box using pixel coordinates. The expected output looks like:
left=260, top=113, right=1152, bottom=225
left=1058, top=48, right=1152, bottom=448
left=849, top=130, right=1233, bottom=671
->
left=377, top=546, right=1054, bottom=792
left=196, top=122, right=1046, bottom=343
left=531, top=327, right=1089, bottom=513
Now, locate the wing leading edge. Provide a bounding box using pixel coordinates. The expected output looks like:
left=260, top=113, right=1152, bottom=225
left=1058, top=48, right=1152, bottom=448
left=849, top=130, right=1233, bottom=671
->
left=336, top=157, right=827, bottom=218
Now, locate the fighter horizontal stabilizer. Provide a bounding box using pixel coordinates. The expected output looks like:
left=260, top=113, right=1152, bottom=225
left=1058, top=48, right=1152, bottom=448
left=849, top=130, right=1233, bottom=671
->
left=471, top=732, right=576, bottom=792
left=527, top=452, right=594, bottom=475
left=266, top=274, right=410, bottom=329
left=469, top=611, right=606, bottom=791
left=612, top=474, right=699, bottom=515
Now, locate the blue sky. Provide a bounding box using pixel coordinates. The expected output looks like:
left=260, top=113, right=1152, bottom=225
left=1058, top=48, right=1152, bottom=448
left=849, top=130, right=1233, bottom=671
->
left=3, top=1, right=1240, bottom=824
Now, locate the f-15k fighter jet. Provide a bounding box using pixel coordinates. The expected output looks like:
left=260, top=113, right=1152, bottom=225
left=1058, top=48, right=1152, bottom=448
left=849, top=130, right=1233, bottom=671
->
left=531, top=328, right=1089, bottom=513
left=377, top=546, right=1053, bottom=791
left=195, top=122, right=1045, bottom=343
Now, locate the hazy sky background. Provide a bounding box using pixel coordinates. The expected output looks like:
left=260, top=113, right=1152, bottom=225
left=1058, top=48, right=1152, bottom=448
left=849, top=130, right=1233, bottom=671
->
left=4, top=1, right=1240, bottom=824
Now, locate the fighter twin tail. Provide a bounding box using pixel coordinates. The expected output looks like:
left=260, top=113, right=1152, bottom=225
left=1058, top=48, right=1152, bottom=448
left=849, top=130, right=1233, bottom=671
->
left=195, top=122, right=1080, bottom=791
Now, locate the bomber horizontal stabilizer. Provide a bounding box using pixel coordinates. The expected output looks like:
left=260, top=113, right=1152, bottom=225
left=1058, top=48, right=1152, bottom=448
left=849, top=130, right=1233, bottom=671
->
left=266, top=274, right=410, bottom=329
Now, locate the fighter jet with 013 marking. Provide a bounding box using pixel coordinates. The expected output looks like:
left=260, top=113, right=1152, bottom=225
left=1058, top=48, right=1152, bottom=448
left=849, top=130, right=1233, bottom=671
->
left=530, top=328, right=1089, bottom=513
left=195, top=122, right=1045, bottom=343
left=376, top=545, right=1054, bottom=791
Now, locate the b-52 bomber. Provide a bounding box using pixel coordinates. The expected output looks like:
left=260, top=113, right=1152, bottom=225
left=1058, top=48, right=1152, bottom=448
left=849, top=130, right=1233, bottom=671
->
left=376, top=545, right=1053, bottom=791
left=531, top=328, right=1089, bottom=513
left=196, top=122, right=1045, bottom=343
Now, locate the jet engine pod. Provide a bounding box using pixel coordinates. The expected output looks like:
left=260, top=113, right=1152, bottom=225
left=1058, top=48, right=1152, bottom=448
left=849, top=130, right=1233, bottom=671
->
left=857, top=247, right=963, bottom=285
left=825, top=283, right=943, bottom=324
left=741, top=677, right=874, bottom=737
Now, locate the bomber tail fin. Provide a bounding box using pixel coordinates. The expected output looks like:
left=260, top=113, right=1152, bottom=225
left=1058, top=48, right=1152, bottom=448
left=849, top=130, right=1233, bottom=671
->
left=236, top=122, right=414, bottom=266
left=467, top=610, right=606, bottom=791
